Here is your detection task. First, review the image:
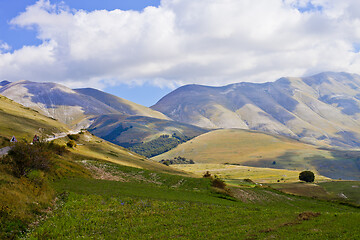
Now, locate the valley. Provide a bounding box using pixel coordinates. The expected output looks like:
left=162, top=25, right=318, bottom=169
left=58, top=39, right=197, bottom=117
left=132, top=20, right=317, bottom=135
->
left=1, top=72, right=360, bottom=239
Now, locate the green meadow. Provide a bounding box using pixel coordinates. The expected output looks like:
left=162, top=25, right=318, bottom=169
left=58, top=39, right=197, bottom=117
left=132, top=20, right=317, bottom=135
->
left=24, top=161, right=360, bottom=240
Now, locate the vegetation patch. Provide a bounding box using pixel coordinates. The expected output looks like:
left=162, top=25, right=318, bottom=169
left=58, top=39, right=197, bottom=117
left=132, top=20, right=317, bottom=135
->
left=129, top=134, right=194, bottom=158
left=159, top=156, right=195, bottom=166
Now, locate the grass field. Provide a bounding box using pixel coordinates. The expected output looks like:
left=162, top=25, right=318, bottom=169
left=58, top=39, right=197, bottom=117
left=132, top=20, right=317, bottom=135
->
left=153, top=129, right=360, bottom=180
left=319, top=181, right=360, bottom=205
left=172, top=163, right=331, bottom=183
left=24, top=161, right=360, bottom=239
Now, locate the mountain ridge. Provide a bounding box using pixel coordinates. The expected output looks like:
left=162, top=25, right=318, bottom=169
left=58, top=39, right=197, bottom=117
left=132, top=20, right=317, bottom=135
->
left=152, top=72, right=360, bottom=149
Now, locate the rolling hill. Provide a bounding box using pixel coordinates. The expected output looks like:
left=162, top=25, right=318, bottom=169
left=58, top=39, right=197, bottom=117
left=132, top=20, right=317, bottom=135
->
left=87, top=114, right=208, bottom=157
left=152, top=129, right=360, bottom=180
left=0, top=94, right=69, bottom=145
left=152, top=72, right=360, bottom=149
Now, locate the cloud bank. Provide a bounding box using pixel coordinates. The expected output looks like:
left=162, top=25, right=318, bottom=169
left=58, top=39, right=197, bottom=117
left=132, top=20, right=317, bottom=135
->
left=1, top=0, right=360, bottom=88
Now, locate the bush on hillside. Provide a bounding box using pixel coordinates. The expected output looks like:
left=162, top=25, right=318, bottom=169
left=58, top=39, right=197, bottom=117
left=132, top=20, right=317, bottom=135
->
left=211, top=177, right=227, bottom=189
left=67, top=134, right=80, bottom=141
left=5, top=142, right=54, bottom=177
left=203, top=171, right=211, bottom=178
left=67, top=140, right=77, bottom=148
left=299, top=171, right=315, bottom=183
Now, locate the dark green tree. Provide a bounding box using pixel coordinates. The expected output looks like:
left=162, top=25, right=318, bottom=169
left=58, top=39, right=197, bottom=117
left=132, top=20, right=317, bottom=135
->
left=299, top=170, right=315, bottom=182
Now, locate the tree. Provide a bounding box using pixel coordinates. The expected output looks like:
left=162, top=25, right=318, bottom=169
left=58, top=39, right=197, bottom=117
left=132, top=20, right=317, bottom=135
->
left=299, top=171, right=315, bottom=182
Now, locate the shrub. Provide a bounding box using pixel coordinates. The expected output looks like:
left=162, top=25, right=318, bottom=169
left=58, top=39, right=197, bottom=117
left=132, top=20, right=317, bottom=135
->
left=67, top=134, right=80, bottom=141
left=299, top=171, right=315, bottom=183
left=211, top=177, right=226, bottom=189
left=6, top=142, right=53, bottom=177
left=67, top=140, right=77, bottom=148
left=203, top=171, right=211, bottom=178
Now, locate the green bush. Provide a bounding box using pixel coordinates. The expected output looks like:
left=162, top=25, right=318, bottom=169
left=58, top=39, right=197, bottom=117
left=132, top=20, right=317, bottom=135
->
left=6, top=142, right=53, bottom=177
left=299, top=171, right=315, bottom=183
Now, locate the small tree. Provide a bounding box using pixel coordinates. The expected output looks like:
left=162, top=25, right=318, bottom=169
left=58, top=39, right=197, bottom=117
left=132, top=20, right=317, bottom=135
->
left=299, top=171, right=315, bottom=183
left=203, top=171, right=211, bottom=178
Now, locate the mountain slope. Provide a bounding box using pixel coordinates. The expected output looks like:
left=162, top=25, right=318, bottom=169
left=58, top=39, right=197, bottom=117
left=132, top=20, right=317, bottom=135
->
left=152, top=72, right=360, bottom=148
left=75, top=88, right=170, bottom=120
left=88, top=114, right=208, bottom=156
left=0, top=80, right=117, bottom=127
left=0, top=94, right=69, bottom=145
left=153, top=129, right=360, bottom=180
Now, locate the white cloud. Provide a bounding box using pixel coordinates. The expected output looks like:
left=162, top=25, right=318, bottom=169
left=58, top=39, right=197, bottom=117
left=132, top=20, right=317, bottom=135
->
left=1, top=0, right=360, bottom=89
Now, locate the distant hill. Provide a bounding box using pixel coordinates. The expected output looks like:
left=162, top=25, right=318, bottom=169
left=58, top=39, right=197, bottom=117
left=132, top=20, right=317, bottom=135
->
left=152, top=72, right=360, bottom=149
left=88, top=114, right=208, bottom=157
left=153, top=129, right=360, bottom=180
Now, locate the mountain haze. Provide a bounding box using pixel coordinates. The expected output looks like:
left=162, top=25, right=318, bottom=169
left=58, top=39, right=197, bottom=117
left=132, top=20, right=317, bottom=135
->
left=152, top=72, right=360, bottom=149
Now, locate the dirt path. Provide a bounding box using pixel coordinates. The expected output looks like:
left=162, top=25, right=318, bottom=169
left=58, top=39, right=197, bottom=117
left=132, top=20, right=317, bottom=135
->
left=0, top=146, right=11, bottom=157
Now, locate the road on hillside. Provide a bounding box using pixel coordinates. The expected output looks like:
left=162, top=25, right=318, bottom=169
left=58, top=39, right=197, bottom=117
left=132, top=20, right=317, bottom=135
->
left=0, top=146, right=11, bottom=157
left=0, top=130, right=80, bottom=157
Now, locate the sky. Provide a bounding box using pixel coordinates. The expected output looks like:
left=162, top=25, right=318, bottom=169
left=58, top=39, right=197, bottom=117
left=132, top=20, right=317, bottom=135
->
left=1, top=0, right=360, bottom=106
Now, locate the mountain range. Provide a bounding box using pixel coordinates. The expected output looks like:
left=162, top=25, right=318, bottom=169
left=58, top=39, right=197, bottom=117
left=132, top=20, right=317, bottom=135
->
left=0, top=80, right=207, bottom=149
left=152, top=72, right=360, bottom=149
left=2, top=72, right=360, bottom=150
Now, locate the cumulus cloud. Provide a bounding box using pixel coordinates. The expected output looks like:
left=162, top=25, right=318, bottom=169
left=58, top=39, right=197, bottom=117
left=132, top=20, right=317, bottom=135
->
left=1, top=0, right=360, bottom=88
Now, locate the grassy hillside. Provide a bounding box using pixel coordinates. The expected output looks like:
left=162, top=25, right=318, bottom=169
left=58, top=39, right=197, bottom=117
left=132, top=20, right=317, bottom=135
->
left=88, top=114, right=208, bottom=156
left=25, top=161, right=360, bottom=239
left=0, top=94, right=68, bottom=146
left=153, top=129, right=360, bottom=180
left=172, top=164, right=331, bottom=183
left=61, top=131, right=188, bottom=175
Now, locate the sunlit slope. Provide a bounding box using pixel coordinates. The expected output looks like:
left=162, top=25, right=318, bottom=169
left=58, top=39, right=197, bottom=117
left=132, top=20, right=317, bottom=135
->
left=152, top=72, right=360, bottom=149
left=0, top=94, right=68, bottom=143
left=153, top=129, right=360, bottom=180
left=172, top=164, right=330, bottom=183
left=59, top=131, right=188, bottom=175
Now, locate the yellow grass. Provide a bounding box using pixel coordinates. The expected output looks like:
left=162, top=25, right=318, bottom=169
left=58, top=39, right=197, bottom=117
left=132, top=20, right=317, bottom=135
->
left=152, top=129, right=334, bottom=171
left=0, top=95, right=68, bottom=142
left=172, top=164, right=330, bottom=183
left=60, top=132, right=189, bottom=176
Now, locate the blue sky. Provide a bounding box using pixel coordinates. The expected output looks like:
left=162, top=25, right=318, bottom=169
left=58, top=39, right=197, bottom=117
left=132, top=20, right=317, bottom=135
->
left=0, top=0, right=169, bottom=106
left=1, top=0, right=360, bottom=107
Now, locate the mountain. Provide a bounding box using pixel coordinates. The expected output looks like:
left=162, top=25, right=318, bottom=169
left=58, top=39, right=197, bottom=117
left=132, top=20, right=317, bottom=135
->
left=74, top=88, right=170, bottom=120
left=87, top=114, right=208, bottom=156
left=0, top=81, right=170, bottom=129
left=0, top=80, right=117, bottom=127
left=0, top=80, right=10, bottom=87
left=153, top=129, right=360, bottom=180
left=152, top=72, right=360, bottom=149
left=0, top=94, right=68, bottom=144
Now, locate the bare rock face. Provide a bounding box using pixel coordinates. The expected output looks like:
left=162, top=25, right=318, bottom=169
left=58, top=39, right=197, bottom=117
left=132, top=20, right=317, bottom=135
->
left=152, top=72, right=360, bottom=149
